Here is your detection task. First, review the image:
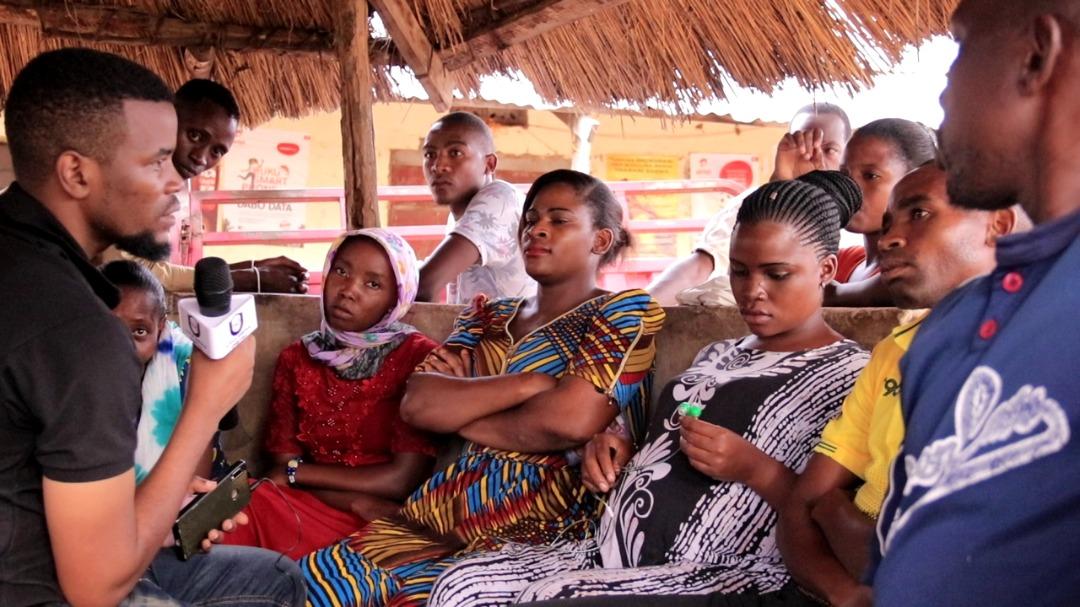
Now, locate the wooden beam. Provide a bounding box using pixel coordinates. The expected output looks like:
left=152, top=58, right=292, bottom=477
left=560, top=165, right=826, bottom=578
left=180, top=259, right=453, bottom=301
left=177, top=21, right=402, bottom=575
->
left=369, top=0, right=453, bottom=112
left=337, top=0, right=380, bottom=229
left=0, top=1, right=333, bottom=52
left=442, top=0, right=633, bottom=70
left=0, top=0, right=628, bottom=79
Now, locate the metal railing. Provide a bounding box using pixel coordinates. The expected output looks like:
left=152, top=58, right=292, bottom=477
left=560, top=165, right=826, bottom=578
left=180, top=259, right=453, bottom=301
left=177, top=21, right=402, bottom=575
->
left=189, top=178, right=746, bottom=291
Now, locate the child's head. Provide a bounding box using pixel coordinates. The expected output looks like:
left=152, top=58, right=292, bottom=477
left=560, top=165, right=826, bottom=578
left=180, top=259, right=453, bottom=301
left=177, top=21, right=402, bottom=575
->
left=519, top=169, right=631, bottom=285
left=320, top=228, right=418, bottom=334
left=730, top=171, right=862, bottom=340
left=423, top=112, right=497, bottom=208
left=102, top=260, right=167, bottom=366
left=790, top=102, right=852, bottom=171
left=841, top=118, right=937, bottom=234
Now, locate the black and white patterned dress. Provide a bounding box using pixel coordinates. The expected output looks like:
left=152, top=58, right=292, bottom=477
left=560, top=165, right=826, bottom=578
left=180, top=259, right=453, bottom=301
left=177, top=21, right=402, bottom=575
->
left=429, top=337, right=868, bottom=606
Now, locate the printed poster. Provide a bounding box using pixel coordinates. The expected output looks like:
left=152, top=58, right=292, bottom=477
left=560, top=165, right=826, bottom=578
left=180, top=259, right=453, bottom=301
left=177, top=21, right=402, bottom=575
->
left=688, top=153, right=759, bottom=219
left=218, top=129, right=310, bottom=232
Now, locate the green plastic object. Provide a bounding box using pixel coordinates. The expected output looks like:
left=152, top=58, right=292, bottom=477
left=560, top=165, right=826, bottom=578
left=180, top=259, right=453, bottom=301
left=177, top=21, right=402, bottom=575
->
left=678, top=402, right=703, bottom=418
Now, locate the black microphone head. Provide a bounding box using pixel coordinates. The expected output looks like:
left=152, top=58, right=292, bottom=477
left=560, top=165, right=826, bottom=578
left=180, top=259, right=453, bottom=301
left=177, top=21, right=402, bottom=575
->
left=194, top=257, right=233, bottom=317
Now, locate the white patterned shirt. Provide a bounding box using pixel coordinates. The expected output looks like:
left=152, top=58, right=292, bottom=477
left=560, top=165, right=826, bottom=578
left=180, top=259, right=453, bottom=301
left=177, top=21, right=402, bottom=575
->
left=446, top=180, right=537, bottom=304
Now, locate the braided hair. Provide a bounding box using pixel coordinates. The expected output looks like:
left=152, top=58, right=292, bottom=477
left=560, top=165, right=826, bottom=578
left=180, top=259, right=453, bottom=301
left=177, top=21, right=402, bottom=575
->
left=735, top=170, right=862, bottom=258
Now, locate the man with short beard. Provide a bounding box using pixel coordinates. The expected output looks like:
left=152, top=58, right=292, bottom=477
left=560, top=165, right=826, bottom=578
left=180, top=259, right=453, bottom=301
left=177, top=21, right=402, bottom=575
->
left=0, top=49, right=303, bottom=606
left=867, top=1, right=1080, bottom=605
left=99, top=79, right=309, bottom=294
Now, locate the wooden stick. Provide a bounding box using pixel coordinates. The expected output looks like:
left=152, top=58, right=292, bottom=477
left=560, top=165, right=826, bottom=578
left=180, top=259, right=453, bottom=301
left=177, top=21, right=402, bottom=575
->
left=183, top=47, right=215, bottom=79
left=370, top=0, right=453, bottom=112
left=442, top=0, right=633, bottom=70
left=337, top=0, right=380, bottom=229
left=0, top=2, right=333, bottom=52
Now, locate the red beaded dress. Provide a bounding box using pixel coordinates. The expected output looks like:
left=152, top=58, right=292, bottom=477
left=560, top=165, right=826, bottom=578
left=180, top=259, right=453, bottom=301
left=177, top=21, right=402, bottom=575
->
left=220, top=333, right=437, bottom=558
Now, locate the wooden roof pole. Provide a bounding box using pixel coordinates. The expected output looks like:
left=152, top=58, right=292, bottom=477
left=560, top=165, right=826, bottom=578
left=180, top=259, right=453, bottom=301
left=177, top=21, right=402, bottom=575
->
left=369, top=0, right=453, bottom=112
left=0, top=2, right=334, bottom=52
left=442, top=0, right=635, bottom=70
left=337, top=0, right=380, bottom=229
left=183, top=47, right=216, bottom=79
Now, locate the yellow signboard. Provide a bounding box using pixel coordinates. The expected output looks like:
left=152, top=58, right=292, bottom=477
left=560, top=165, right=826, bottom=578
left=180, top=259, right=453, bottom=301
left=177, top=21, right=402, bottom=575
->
left=605, top=154, right=688, bottom=258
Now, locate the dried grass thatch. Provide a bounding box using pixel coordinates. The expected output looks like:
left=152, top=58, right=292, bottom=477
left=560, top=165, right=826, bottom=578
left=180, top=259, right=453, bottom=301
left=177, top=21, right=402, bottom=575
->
left=0, top=0, right=957, bottom=125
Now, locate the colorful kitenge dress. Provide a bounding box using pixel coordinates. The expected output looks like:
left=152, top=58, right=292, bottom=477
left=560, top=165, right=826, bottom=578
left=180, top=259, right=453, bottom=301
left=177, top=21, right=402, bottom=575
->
left=301, top=288, right=665, bottom=607
left=428, top=337, right=868, bottom=606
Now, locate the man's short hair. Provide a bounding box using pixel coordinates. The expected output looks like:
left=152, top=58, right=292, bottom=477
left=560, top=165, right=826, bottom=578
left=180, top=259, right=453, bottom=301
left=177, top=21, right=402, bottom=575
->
left=792, top=102, right=852, bottom=139
left=431, top=111, right=495, bottom=152
left=3, top=48, right=174, bottom=187
left=175, top=79, right=240, bottom=121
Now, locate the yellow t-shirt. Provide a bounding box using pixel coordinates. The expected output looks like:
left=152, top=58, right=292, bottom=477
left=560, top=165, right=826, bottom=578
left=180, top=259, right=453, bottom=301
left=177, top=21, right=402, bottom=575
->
left=815, top=314, right=925, bottom=517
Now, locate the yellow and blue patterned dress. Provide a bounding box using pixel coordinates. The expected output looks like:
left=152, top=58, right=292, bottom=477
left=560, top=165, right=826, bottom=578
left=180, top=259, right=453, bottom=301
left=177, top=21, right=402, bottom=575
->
left=301, top=288, right=665, bottom=607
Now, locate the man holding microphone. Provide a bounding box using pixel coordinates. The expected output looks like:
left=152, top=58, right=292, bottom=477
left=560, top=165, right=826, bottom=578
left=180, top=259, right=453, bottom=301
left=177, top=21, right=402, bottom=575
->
left=0, top=49, right=303, bottom=606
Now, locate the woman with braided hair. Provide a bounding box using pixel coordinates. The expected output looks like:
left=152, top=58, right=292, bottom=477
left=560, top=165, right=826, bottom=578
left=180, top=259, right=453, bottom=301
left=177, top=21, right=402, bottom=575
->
left=428, top=171, right=870, bottom=607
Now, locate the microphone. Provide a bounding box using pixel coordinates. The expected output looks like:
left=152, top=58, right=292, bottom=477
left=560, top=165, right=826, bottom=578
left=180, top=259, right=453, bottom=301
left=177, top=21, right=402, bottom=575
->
left=178, top=257, right=259, bottom=430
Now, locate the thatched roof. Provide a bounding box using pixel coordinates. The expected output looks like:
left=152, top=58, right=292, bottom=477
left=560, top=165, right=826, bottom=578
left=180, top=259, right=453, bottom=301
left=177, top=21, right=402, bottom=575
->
left=0, top=0, right=957, bottom=126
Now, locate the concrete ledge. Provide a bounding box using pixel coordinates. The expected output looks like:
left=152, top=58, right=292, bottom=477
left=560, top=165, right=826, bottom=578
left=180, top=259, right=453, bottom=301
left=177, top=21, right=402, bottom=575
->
left=189, top=295, right=905, bottom=473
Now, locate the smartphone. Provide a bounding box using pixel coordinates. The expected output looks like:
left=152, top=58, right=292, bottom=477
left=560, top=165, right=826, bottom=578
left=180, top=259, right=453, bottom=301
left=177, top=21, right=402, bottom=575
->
left=173, top=460, right=251, bottom=560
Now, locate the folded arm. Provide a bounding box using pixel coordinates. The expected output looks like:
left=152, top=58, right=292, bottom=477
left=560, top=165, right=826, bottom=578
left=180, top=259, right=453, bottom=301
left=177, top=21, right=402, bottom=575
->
left=401, top=369, right=557, bottom=433
left=457, top=375, right=617, bottom=452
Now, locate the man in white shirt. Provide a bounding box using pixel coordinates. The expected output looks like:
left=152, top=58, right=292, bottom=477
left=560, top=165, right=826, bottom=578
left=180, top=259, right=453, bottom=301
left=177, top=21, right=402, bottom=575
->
left=416, top=112, right=536, bottom=304
left=648, top=103, right=851, bottom=306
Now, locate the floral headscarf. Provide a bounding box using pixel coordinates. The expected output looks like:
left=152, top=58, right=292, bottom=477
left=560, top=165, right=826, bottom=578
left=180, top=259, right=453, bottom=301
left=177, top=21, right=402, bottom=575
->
left=301, top=228, right=420, bottom=379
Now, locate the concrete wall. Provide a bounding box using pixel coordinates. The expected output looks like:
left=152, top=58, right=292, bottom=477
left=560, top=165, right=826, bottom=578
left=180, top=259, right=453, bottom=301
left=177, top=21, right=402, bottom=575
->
left=237, top=103, right=788, bottom=189
left=217, top=295, right=905, bottom=473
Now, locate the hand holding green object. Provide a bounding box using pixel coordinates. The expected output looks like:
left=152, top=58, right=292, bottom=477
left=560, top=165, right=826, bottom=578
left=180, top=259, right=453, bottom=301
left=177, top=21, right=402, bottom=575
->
left=678, top=402, right=703, bottom=418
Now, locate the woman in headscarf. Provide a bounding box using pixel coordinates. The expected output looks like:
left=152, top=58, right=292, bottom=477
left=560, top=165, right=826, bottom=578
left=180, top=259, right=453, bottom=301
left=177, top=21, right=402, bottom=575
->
left=221, top=229, right=438, bottom=559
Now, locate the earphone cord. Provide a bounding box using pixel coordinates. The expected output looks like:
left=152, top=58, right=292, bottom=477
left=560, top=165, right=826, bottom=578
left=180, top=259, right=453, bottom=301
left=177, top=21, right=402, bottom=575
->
left=249, top=477, right=304, bottom=567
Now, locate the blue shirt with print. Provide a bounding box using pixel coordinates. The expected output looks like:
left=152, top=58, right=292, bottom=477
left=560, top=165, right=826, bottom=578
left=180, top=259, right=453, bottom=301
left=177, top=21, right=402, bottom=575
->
left=870, top=209, right=1080, bottom=606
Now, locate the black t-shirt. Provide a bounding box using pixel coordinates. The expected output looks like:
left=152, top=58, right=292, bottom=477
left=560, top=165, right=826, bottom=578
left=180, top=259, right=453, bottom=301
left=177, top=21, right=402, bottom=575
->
left=0, top=183, right=142, bottom=606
